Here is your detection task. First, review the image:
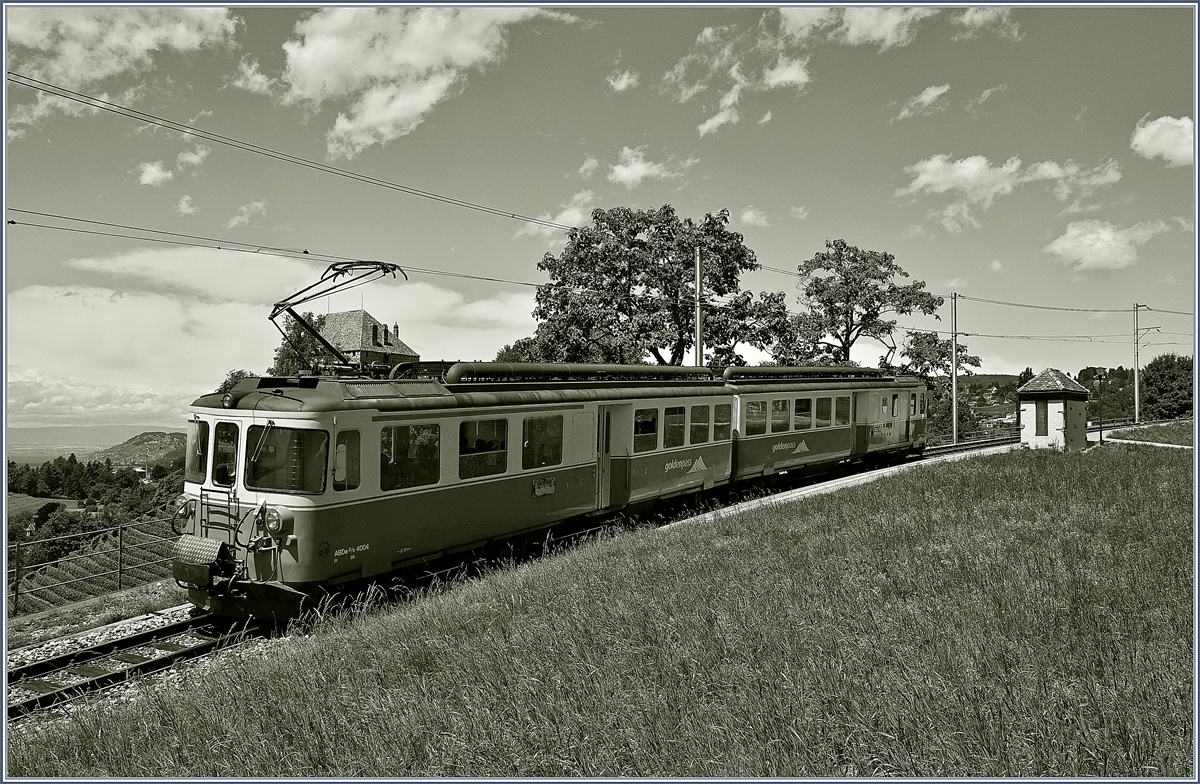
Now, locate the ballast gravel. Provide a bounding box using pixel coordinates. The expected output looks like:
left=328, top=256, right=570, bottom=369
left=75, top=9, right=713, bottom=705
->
left=6, top=605, right=194, bottom=671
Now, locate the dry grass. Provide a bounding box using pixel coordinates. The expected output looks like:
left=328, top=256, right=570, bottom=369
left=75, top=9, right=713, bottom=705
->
left=1111, top=420, right=1194, bottom=447
left=7, top=447, right=1192, bottom=777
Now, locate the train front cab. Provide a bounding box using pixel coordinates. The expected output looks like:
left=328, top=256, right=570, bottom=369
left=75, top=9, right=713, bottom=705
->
left=851, top=381, right=927, bottom=458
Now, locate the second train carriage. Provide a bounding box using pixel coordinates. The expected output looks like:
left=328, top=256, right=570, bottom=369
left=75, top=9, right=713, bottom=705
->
left=171, top=363, right=926, bottom=618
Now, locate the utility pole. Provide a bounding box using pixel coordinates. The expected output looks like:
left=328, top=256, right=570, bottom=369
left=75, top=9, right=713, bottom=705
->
left=951, top=291, right=958, bottom=445
left=694, top=245, right=704, bottom=367
left=1134, top=302, right=1140, bottom=423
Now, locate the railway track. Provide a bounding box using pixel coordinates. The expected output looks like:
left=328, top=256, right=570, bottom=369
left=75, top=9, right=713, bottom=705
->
left=924, top=435, right=1020, bottom=456
left=6, top=613, right=255, bottom=720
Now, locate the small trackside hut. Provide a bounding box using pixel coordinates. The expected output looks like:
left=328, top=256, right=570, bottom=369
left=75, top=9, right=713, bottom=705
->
left=1016, top=368, right=1089, bottom=452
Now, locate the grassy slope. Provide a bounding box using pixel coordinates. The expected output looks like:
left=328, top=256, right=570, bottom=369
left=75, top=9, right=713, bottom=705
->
left=7, top=448, right=1192, bottom=777
left=1111, top=420, right=1194, bottom=446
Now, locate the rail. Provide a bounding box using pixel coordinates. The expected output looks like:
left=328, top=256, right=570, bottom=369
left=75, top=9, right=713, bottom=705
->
left=6, top=510, right=178, bottom=617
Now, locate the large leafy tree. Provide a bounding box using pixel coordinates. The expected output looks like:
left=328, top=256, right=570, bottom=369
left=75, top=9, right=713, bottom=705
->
left=516, top=205, right=791, bottom=365
left=216, top=369, right=257, bottom=393
left=267, top=312, right=331, bottom=376
left=794, top=239, right=943, bottom=364
left=1140, top=353, right=1193, bottom=420
left=884, top=330, right=981, bottom=438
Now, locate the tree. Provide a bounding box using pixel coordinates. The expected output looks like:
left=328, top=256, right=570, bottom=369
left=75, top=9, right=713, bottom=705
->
left=267, top=312, right=332, bottom=376
left=1017, top=366, right=1035, bottom=386
left=884, top=330, right=981, bottom=439
left=794, top=239, right=943, bottom=364
left=1141, top=353, right=1193, bottom=420
left=217, top=369, right=257, bottom=393
left=525, top=205, right=792, bottom=365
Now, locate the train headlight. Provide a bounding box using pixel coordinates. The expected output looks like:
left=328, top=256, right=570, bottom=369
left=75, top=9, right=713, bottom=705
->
left=264, top=508, right=283, bottom=533
left=222, top=392, right=235, bottom=408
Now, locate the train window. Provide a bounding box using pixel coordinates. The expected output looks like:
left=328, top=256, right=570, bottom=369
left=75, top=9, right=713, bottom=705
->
left=634, top=408, right=658, bottom=453
left=771, top=400, right=790, bottom=432
left=522, top=415, right=563, bottom=470
left=910, top=395, right=917, bottom=416
left=334, top=430, right=361, bottom=491
left=663, top=407, right=686, bottom=448
left=213, top=423, right=238, bottom=487
left=690, top=405, right=710, bottom=444
left=745, top=401, right=768, bottom=436
left=815, top=397, right=832, bottom=428
left=920, top=393, right=926, bottom=414
left=381, top=424, right=440, bottom=490
left=245, top=425, right=328, bottom=494
left=185, top=419, right=209, bottom=484
left=713, top=404, right=732, bottom=441
left=881, top=397, right=888, bottom=414
left=460, top=420, right=508, bottom=479
left=891, top=394, right=899, bottom=417
left=835, top=396, right=851, bottom=426
left=794, top=399, right=812, bottom=430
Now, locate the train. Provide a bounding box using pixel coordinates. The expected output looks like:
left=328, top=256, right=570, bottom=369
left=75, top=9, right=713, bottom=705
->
left=170, top=362, right=928, bottom=619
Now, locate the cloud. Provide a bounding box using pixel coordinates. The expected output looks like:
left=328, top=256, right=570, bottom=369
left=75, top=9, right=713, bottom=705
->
left=965, top=84, right=1009, bottom=118
left=1042, top=219, right=1170, bottom=271
left=698, top=69, right=747, bottom=137
left=897, top=154, right=1123, bottom=232
left=7, top=8, right=235, bottom=133
left=777, top=8, right=837, bottom=41
left=942, top=277, right=967, bottom=289
left=989, top=259, right=1005, bottom=272
left=836, top=8, right=940, bottom=51
left=607, top=147, right=698, bottom=189
left=790, top=205, right=808, bottom=220
left=952, top=8, right=1022, bottom=41
left=175, top=195, right=197, bottom=216
left=607, top=69, right=639, bottom=92
left=739, top=206, right=769, bottom=227
left=578, top=156, right=599, bottom=178
left=758, top=111, right=772, bottom=125
left=225, top=199, right=268, bottom=229
left=279, top=7, right=568, bottom=159
left=1172, top=216, right=1194, bottom=232
left=514, top=190, right=595, bottom=240
left=890, top=83, right=950, bottom=123
left=1130, top=115, right=1193, bottom=168
left=175, top=144, right=211, bottom=170
left=761, top=56, right=811, bottom=89
left=138, top=161, right=174, bottom=186
left=230, top=57, right=276, bottom=94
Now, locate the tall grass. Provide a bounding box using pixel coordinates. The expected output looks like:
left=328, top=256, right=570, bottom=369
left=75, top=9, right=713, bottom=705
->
left=7, top=447, right=1192, bottom=776
left=1111, top=420, right=1194, bottom=446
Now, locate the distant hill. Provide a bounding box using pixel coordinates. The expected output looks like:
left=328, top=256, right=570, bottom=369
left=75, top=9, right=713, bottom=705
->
left=964, top=374, right=1018, bottom=388
left=93, top=432, right=186, bottom=467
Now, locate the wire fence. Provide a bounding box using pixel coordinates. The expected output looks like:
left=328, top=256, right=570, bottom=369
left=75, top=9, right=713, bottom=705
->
left=6, top=510, right=178, bottom=617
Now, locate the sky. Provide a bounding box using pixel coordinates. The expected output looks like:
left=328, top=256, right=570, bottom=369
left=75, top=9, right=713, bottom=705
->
left=4, top=5, right=1196, bottom=430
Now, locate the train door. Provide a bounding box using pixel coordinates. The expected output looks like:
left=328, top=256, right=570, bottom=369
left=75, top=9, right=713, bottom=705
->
left=900, top=392, right=912, bottom=442
left=596, top=404, right=614, bottom=508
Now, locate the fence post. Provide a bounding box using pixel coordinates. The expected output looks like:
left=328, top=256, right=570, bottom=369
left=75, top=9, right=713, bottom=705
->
left=117, top=520, right=125, bottom=592
left=11, top=540, right=21, bottom=617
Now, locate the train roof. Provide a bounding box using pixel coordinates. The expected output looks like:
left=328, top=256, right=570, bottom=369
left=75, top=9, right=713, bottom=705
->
left=191, top=362, right=925, bottom=414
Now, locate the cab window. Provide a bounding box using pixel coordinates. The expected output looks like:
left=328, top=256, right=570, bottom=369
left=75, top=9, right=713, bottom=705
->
left=185, top=419, right=210, bottom=484
left=245, top=425, right=328, bottom=494
left=213, top=422, right=238, bottom=487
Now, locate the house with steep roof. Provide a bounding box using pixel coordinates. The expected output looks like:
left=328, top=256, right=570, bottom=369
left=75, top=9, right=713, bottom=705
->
left=318, top=309, right=419, bottom=369
left=1016, top=368, right=1090, bottom=452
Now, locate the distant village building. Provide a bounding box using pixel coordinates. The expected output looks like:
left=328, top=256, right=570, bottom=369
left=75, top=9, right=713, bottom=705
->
left=318, top=309, right=419, bottom=368
left=1016, top=368, right=1089, bottom=452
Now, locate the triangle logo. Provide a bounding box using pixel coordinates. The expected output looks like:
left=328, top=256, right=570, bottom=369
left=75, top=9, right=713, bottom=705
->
left=687, top=455, right=708, bottom=474
left=793, top=441, right=810, bottom=454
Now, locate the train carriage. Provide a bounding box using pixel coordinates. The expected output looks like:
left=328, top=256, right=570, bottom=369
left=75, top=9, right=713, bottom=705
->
left=172, top=362, right=926, bottom=619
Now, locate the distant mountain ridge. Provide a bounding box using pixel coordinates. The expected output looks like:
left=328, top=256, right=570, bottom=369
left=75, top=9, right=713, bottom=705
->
left=93, top=432, right=186, bottom=467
